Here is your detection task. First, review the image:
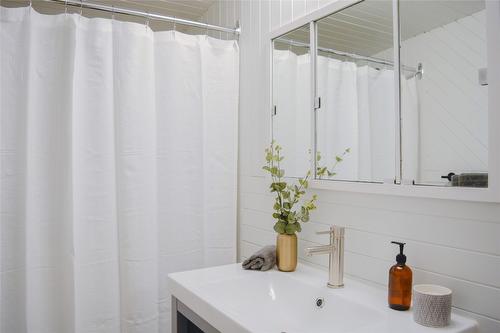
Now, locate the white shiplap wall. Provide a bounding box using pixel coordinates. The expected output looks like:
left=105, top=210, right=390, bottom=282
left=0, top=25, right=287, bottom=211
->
left=203, top=1, right=500, bottom=332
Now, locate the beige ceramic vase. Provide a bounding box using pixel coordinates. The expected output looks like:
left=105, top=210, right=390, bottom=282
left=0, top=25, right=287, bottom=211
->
left=276, top=233, right=297, bottom=272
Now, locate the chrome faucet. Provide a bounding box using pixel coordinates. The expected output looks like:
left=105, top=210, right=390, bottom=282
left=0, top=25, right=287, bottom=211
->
left=305, top=225, right=345, bottom=288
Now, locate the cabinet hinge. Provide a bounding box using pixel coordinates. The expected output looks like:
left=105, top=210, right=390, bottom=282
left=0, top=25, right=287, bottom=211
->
left=314, top=97, right=321, bottom=110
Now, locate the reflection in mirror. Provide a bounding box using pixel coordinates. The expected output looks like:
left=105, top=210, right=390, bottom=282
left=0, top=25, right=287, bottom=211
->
left=315, top=0, right=399, bottom=183
left=272, top=24, right=311, bottom=178
left=400, top=0, right=488, bottom=187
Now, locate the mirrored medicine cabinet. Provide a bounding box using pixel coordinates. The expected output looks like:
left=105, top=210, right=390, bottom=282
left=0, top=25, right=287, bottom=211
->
left=270, top=0, right=500, bottom=202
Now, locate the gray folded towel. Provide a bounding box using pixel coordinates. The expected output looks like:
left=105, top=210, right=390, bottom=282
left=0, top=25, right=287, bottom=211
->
left=242, top=245, right=276, bottom=271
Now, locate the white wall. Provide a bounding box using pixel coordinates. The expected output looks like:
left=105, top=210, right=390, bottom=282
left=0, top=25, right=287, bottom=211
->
left=204, top=1, right=500, bottom=332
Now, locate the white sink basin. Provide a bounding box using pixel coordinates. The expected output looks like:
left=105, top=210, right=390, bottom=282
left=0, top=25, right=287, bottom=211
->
left=168, top=263, right=478, bottom=333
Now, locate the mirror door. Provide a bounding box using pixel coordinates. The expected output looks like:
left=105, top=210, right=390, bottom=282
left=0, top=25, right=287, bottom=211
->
left=272, top=24, right=311, bottom=179
left=314, top=0, right=397, bottom=184
left=400, top=0, right=488, bottom=188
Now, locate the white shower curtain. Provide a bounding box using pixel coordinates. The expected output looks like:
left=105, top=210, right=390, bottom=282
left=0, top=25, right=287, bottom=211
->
left=0, top=6, right=238, bottom=333
left=274, top=51, right=418, bottom=182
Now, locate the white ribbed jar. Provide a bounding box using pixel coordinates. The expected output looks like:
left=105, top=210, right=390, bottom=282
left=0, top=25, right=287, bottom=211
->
left=413, top=284, right=452, bottom=327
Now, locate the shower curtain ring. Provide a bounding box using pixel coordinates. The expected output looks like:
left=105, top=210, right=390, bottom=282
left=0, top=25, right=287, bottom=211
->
left=64, top=0, right=68, bottom=14
left=173, top=16, right=176, bottom=31
left=145, top=11, right=150, bottom=30
left=111, top=5, right=115, bottom=20
left=79, top=0, right=83, bottom=16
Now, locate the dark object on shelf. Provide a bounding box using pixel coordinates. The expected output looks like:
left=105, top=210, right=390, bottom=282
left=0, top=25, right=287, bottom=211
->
left=441, top=173, right=456, bottom=182
left=451, top=173, right=488, bottom=188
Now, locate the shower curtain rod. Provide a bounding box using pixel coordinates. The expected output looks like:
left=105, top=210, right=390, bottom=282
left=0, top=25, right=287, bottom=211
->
left=43, top=0, right=240, bottom=35
left=278, top=38, right=423, bottom=79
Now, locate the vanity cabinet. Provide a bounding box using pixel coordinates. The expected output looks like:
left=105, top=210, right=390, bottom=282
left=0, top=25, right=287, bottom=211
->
left=171, top=296, right=220, bottom=333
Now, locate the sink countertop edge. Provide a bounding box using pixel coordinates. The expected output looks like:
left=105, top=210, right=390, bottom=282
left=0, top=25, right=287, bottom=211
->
left=168, top=265, right=251, bottom=333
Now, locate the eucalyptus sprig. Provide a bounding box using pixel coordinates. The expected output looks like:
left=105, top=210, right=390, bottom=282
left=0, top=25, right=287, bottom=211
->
left=263, top=141, right=314, bottom=234
left=316, top=148, right=350, bottom=179
left=263, top=141, right=350, bottom=235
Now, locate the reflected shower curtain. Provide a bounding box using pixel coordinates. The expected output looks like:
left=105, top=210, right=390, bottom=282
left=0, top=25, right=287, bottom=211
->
left=316, top=58, right=419, bottom=181
left=272, top=50, right=311, bottom=177
left=0, top=7, right=238, bottom=333
left=274, top=51, right=418, bottom=181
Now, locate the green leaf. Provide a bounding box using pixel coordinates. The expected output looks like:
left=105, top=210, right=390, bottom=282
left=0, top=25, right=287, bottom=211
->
left=273, top=202, right=281, bottom=210
left=274, top=221, right=286, bottom=234
left=317, top=167, right=327, bottom=176
left=301, top=212, right=309, bottom=222
left=285, top=223, right=297, bottom=235
left=306, top=201, right=316, bottom=210
left=336, top=156, right=343, bottom=162
left=270, top=182, right=287, bottom=192
left=272, top=212, right=280, bottom=219
left=300, top=205, right=310, bottom=221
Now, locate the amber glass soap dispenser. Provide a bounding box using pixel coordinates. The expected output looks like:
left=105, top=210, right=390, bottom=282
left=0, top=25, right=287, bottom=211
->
left=388, top=241, right=412, bottom=310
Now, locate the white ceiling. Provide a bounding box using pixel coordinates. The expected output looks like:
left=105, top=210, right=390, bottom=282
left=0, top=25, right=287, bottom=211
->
left=1, top=0, right=216, bottom=31
left=277, top=0, right=485, bottom=57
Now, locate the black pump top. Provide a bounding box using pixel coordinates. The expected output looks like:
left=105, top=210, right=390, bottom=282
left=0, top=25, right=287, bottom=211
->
left=391, top=241, right=407, bottom=265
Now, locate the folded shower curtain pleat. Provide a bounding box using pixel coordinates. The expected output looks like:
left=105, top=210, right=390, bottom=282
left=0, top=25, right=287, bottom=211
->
left=0, top=6, right=238, bottom=333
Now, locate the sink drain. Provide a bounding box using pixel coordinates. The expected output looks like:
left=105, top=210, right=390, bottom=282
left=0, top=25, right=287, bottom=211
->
left=315, top=297, right=325, bottom=308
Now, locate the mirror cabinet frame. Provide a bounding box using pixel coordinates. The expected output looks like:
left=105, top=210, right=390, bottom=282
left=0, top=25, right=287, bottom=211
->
left=268, top=0, right=500, bottom=202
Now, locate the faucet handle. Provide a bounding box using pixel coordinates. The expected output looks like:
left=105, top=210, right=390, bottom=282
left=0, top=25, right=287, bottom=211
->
left=316, top=226, right=345, bottom=236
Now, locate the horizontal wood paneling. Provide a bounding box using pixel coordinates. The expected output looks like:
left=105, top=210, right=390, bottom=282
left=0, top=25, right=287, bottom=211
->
left=203, top=0, right=500, bottom=331
left=239, top=202, right=500, bottom=287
